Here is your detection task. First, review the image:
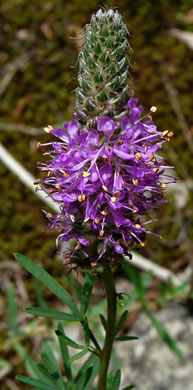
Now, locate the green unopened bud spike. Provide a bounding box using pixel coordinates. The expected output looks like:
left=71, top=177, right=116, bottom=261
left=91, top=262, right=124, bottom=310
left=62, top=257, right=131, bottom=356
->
left=76, top=8, right=134, bottom=124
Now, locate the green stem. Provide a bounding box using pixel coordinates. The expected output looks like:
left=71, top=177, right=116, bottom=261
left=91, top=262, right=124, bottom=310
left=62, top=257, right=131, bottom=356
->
left=97, top=261, right=117, bottom=390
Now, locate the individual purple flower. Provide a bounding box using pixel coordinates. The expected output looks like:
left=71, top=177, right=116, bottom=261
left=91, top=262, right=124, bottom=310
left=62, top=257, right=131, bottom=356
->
left=38, top=98, right=175, bottom=266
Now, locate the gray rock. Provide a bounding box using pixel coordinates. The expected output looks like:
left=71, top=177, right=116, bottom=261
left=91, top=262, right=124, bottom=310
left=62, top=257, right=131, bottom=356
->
left=115, top=304, right=193, bottom=390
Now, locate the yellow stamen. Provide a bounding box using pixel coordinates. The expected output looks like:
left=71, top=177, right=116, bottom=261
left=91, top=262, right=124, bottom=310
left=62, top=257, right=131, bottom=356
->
left=59, top=169, right=69, bottom=177
left=168, top=131, right=174, bottom=137
left=150, top=106, right=157, bottom=113
left=132, top=179, right=138, bottom=185
left=162, top=130, right=169, bottom=137
left=102, top=155, right=108, bottom=160
left=41, top=167, right=49, bottom=171
left=47, top=213, right=53, bottom=218
left=78, top=194, right=86, bottom=202
left=44, top=125, right=53, bottom=133
left=99, top=230, right=104, bottom=237
left=135, top=224, right=141, bottom=228
left=114, top=191, right=121, bottom=197
left=149, top=154, right=154, bottom=159
left=133, top=208, right=138, bottom=213
left=55, top=184, right=61, bottom=190
left=111, top=196, right=117, bottom=203
left=140, top=242, right=145, bottom=247
left=128, top=202, right=133, bottom=208
left=36, top=142, right=41, bottom=149
left=161, top=183, right=167, bottom=189
left=101, top=210, right=107, bottom=216
left=91, top=262, right=97, bottom=267
left=34, top=179, right=41, bottom=185
left=153, top=168, right=160, bottom=173
left=147, top=115, right=152, bottom=120
left=47, top=171, right=52, bottom=177
left=82, top=171, right=91, bottom=177
left=118, top=140, right=123, bottom=145
left=102, top=185, right=108, bottom=192
left=135, top=152, right=141, bottom=160
left=84, top=217, right=90, bottom=223
left=94, top=217, right=100, bottom=224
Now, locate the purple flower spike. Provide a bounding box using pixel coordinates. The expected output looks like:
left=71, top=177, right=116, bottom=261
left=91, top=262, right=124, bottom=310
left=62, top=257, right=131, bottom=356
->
left=39, top=98, right=176, bottom=266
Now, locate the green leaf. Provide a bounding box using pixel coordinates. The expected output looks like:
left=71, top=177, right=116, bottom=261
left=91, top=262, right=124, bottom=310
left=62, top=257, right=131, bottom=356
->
left=14, top=253, right=79, bottom=317
left=75, top=353, right=96, bottom=383
left=57, top=323, right=72, bottom=381
left=99, top=314, right=107, bottom=330
left=111, top=369, right=121, bottom=390
left=67, top=348, right=88, bottom=364
left=115, top=336, right=138, bottom=342
left=123, top=262, right=146, bottom=300
left=114, top=311, right=128, bottom=336
left=7, top=285, right=18, bottom=331
left=84, top=360, right=100, bottom=390
left=121, top=385, right=135, bottom=390
left=24, top=307, right=79, bottom=321
left=81, top=317, right=90, bottom=347
left=16, top=375, right=56, bottom=390
left=55, top=331, right=85, bottom=350
left=32, top=279, right=49, bottom=308
left=147, top=311, right=184, bottom=360
left=80, top=272, right=94, bottom=317
left=41, top=340, right=65, bottom=390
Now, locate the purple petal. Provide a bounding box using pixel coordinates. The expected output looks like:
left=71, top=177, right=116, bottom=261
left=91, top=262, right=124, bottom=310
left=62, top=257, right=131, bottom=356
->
left=87, top=130, right=99, bottom=146
left=51, top=128, right=69, bottom=143
left=67, top=119, right=79, bottom=138
left=97, top=116, right=115, bottom=137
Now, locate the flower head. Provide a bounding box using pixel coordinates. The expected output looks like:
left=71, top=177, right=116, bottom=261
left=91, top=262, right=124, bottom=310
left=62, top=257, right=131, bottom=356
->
left=38, top=98, right=175, bottom=265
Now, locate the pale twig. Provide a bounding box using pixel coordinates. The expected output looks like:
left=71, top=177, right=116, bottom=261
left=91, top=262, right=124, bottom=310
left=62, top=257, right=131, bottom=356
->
left=0, top=52, right=32, bottom=97
left=170, top=28, right=193, bottom=50
left=0, top=143, right=60, bottom=213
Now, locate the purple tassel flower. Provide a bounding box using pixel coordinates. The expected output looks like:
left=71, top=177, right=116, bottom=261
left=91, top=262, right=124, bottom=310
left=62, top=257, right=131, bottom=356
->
left=38, top=98, right=175, bottom=266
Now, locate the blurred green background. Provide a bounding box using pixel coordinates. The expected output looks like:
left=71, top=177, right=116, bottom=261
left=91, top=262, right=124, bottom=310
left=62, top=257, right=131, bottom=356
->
left=0, top=0, right=193, bottom=388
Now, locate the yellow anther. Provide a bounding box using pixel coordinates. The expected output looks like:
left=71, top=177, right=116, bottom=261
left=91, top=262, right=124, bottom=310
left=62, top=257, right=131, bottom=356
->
left=44, top=125, right=53, bottom=133
left=135, top=152, right=141, bottom=160
left=133, top=208, right=138, bottom=213
left=140, top=242, right=145, bottom=247
left=42, top=152, right=51, bottom=156
left=111, top=196, right=117, bottom=203
left=36, top=141, right=41, bottom=149
left=59, top=169, right=69, bottom=177
left=144, top=146, right=147, bottom=151
left=97, top=204, right=101, bottom=209
left=162, top=130, right=169, bottom=137
left=153, top=168, right=160, bottom=173
left=114, top=191, right=121, bottom=197
left=55, top=184, right=61, bottom=190
left=82, top=171, right=91, bottom=178
left=101, top=210, right=107, bottom=216
left=94, top=217, right=100, bottom=224
left=47, top=188, right=54, bottom=193
left=161, top=183, right=167, bottom=189
left=118, top=139, right=124, bottom=145
left=91, top=262, right=97, bottom=267
left=102, top=185, right=108, bottom=192
left=149, top=154, right=154, bottom=159
left=102, top=155, right=108, bottom=160
left=47, top=171, right=52, bottom=177
left=147, top=115, right=152, bottom=120
left=99, top=230, right=104, bottom=237
left=41, top=167, right=49, bottom=171
left=84, top=217, right=90, bottom=223
left=150, top=106, right=157, bottom=113
left=78, top=194, right=86, bottom=202
left=132, top=179, right=139, bottom=185
left=47, top=213, right=53, bottom=218
left=128, top=202, right=133, bottom=208
left=168, top=131, right=174, bottom=137
left=135, top=224, right=141, bottom=228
